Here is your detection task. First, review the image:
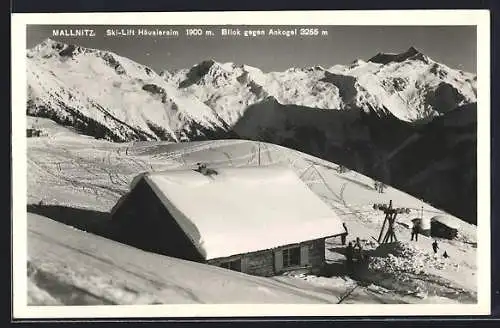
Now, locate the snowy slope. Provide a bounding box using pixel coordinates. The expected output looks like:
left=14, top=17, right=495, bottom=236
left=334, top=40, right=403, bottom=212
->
left=28, top=213, right=342, bottom=304
left=26, top=122, right=476, bottom=242
left=26, top=129, right=477, bottom=304
left=27, top=39, right=227, bottom=142
left=26, top=39, right=477, bottom=225
left=29, top=212, right=435, bottom=306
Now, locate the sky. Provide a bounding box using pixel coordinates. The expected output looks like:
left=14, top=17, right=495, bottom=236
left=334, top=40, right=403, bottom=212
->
left=27, top=25, right=477, bottom=74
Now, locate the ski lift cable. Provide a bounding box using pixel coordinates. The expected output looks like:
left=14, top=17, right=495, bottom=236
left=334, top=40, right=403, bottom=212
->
left=406, top=207, right=447, bottom=215
left=336, top=210, right=380, bottom=216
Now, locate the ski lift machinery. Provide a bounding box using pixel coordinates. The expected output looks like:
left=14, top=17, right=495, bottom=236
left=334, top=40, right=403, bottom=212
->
left=373, top=200, right=411, bottom=243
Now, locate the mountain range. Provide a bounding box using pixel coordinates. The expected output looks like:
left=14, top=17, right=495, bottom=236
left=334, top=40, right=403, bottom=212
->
left=26, top=38, right=478, bottom=223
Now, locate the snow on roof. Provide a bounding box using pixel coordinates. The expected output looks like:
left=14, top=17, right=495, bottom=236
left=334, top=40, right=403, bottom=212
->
left=411, top=217, right=431, bottom=230
left=431, top=215, right=460, bottom=230
left=142, top=165, right=345, bottom=260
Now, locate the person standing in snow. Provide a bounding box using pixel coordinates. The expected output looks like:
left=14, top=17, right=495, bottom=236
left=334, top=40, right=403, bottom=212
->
left=443, top=251, right=449, bottom=258
left=354, top=237, right=362, bottom=250
left=411, top=221, right=419, bottom=241
left=341, top=223, right=348, bottom=245
left=345, top=242, right=354, bottom=272
left=354, top=237, right=363, bottom=261
left=432, top=240, right=439, bottom=254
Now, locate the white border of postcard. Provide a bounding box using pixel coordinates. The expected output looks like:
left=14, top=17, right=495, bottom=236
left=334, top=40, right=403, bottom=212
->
left=11, top=9, right=491, bottom=318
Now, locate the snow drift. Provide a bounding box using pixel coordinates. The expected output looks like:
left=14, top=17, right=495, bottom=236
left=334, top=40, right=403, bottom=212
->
left=28, top=213, right=342, bottom=304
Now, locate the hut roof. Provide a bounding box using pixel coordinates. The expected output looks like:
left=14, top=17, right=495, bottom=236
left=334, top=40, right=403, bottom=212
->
left=431, top=215, right=460, bottom=230
left=137, top=165, right=346, bottom=259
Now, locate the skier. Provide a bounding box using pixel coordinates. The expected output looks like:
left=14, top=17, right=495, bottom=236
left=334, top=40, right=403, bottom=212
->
left=443, top=251, right=449, bottom=258
left=341, top=222, right=348, bottom=245
left=345, top=242, right=354, bottom=272
left=411, top=220, right=419, bottom=241
left=432, top=240, right=439, bottom=254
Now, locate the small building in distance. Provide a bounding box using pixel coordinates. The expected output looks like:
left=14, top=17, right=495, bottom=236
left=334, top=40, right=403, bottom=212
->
left=111, top=165, right=346, bottom=277
left=411, top=217, right=431, bottom=236
left=430, top=215, right=459, bottom=240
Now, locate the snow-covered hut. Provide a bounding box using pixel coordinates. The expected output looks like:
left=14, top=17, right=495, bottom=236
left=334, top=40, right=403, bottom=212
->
left=111, top=165, right=346, bottom=277
left=430, top=215, right=459, bottom=239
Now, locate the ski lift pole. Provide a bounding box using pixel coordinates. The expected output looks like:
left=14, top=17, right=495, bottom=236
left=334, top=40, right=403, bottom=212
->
left=391, top=213, right=398, bottom=242
left=375, top=200, right=410, bottom=244
left=377, top=214, right=388, bottom=243
left=374, top=200, right=392, bottom=243
left=258, top=142, right=261, bottom=166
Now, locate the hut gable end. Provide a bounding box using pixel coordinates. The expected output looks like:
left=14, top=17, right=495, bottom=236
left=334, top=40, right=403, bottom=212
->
left=111, top=178, right=205, bottom=262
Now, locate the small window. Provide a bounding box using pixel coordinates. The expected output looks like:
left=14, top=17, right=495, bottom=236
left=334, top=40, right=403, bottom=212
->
left=282, top=246, right=300, bottom=268
left=220, top=259, right=242, bottom=272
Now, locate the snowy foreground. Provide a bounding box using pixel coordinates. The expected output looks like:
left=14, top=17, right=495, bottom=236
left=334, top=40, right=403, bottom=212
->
left=26, top=118, right=477, bottom=305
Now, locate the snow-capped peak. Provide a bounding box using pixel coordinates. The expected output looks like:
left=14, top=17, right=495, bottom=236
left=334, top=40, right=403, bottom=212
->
left=26, top=38, right=477, bottom=144
left=300, top=65, right=326, bottom=72
left=350, top=59, right=366, bottom=67
left=27, top=38, right=82, bottom=58
left=30, top=37, right=60, bottom=50
left=26, top=40, right=228, bottom=142
left=368, top=46, right=431, bottom=65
